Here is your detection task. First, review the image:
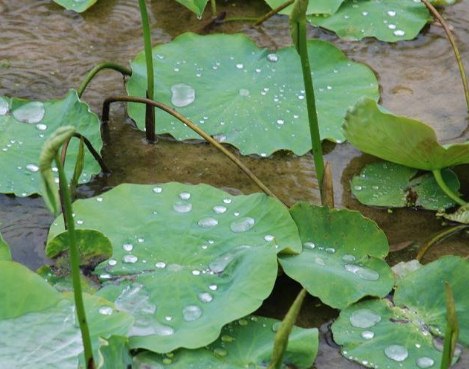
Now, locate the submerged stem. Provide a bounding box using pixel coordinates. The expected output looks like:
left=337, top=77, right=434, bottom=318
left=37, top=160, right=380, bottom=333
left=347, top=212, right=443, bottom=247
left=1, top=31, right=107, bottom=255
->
left=55, top=154, right=95, bottom=369
left=102, top=96, right=278, bottom=200
left=432, top=169, right=466, bottom=206
left=421, top=0, right=469, bottom=111
left=416, top=225, right=468, bottom=261
left=77, top=62, right=132, bottom=98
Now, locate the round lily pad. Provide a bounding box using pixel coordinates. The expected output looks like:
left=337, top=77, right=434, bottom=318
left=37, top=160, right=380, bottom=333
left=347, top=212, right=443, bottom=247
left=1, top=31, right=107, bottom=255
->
left=279, top=203, right=394, bottom=309
left=351, top=162, right=460, bottom=210
left=126, top=33, right=379, bottom=155
left=309, top=0, right=430, bottom=42
left=133, top=315, right=318, bottom=369
left=332, top=256, right=469, bottom=368
left=0, top=90, right=102, bottom=197
left=47, top=182, right=302, bottom=352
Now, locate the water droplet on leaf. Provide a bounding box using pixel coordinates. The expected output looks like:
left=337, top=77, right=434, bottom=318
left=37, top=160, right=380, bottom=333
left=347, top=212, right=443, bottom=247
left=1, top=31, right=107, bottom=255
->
left=350, top=309, right=381, bottom=328
left=230, top=217, right=255, bottom=232
left=170, top=83, right=195, bottom=107
left=12, top=101, right=45, bottom=124
left=384, top=345, right=408, bottom=362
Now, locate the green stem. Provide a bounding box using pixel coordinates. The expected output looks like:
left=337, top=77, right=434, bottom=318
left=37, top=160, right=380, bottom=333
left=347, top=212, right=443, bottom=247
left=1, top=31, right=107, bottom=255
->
left=416, top=225, right=468, bottom=261
left=254, top=0, right=295, bottom=26
left=55, top=154, right=95, bottom=369
left=441, top=282, right=459, bottom=369
left=432, top=169, right=466, bottom=206
left=77, top=62, right=132, bottom=98
left=421, top=0, right=469, bottom=112
left=296, top=20, right=325, bottom=199
left=210, top=0, right=216, bottom=16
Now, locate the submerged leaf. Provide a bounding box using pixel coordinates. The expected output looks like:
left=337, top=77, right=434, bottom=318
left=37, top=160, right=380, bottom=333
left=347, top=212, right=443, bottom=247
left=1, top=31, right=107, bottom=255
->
left=351, top=162, right=460, bottom=210
left=310, top=0, right=430, bottom=42
left=344, top=98, right=469, bottom=171
left=127, top=33, right=379, bottom=155
left=47, top=182, right=302, bottom=352
left=279, top=203, right=394, bottom=309
left=0, top=232, right=11, bottom=261
left=133, top=316, right=318, bottom=369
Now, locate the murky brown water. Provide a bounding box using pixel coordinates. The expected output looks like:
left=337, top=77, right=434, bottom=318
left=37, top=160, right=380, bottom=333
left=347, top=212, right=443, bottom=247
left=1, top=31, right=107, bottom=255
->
left=1, top=0, right=468, bottom=368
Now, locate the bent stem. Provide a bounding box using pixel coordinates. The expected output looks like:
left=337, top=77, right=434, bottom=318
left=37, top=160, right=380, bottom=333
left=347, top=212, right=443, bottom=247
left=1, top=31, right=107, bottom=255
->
left=416, top=225, right=468, bottom=261
left=267, top=288, right=307, bottom=369
left=101, top=96, right=278, bottom=200
left=138, top=0, right=156, bottom=143
left=255, top=0, right=295, bottom=26
left=421, top=0, right=469, bottom=111
left=432, top=169, right=466, bottom=206
left=290, top=0, right=325, bottom=200
left=77, top=62, right=132, bottom=98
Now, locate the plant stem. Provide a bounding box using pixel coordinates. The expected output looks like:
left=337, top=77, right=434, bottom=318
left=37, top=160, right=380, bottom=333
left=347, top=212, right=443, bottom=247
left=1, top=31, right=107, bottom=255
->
left=138, top=0, right=156, bottom=143
left=210, top=0, right=216, bottom=16
left=441, top=282, right=459, bottom=369
left=101, top=96, right=278, bottom=200
left=254, top=0, right=295, bottom=26
left=421, top=0, right=469, bottom=112
left=416, top=225, right=468, bottom=261
left=432, top=169, right=466, bottom=206
left=55, top=153, right=95, bottom=369
left=77, top=62, right=132, bottom=98
left=268, top=288, right=307, bottom=369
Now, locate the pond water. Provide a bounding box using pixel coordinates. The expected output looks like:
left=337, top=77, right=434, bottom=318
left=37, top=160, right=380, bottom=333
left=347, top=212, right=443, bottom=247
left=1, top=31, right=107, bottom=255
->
left=1, top=1, right=468, bottom=368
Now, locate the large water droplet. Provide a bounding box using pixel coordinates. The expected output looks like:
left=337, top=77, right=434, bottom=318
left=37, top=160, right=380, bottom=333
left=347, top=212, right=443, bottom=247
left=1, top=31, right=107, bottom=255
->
left=173, top=201, right=192, bottom=213
left=344, top=264, right=380, bottom=280
left=26, top=164, right=39, bottom=172
left=170, top=84, right=195, bottom=107
left=183, top=305, right=202, bottom=321
left=230, top=217, right=255, bottom=232
left=12, top=101, right=45, bottom=124
left=198, top=292, right=213, bottom=303
left=198, top=217, right=218, bottom=228
left=350, top=309, right=381, bottom=328
left=0, top=97, right=9, bottom=115
left=384, top=345, right=408, bottom=362
left=209, top=253, right=235, bottom=274
left=416, top=357, right=434, bottom=368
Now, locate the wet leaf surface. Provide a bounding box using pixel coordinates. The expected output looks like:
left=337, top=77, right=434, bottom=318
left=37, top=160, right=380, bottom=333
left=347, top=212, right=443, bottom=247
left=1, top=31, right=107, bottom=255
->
left=265, top=0, right=345, bottom=15
left=175, top=0, right=209, bottom=17
left=52, top=0, right=98, bottom=13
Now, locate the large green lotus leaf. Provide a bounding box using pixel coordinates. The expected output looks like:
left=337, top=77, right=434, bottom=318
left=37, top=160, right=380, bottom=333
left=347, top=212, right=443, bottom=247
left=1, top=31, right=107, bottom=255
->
left=126, top=33, right=379, bottom=155
left=332, top=256, right=469, bottom=368
left=0, top=261, right=133, bottom=369
left=264, top=0, right=345, bottom=15
left=309, top=0, right=430, bottom=42
left=52, top=0, right=98, bottom=13
left=351, top=162, right=460, bottom=210
left=344, top=98, right=469, bottom=171
left=100, top=336, right=132, bottom=369
left=279, top=203, right=394, bottom=309
left=0, top=231, right=11, bottom=261
left=133, top=315, right=318, bottom=369
left=175, top=0, right=208, bottom=17
left=0, top=90, right=102, bottom=196
left=48, top=183, right=302, bottom=352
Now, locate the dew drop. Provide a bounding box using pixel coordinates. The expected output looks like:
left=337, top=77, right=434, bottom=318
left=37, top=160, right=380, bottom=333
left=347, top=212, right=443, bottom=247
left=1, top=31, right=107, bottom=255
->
left=361, top=330, right=374, bottom=340
left=344, top=264, right=380, bottom=280
left=394, top=30, right=406, bottom=37
left=416, top=357, right=434, bottom=368
left=235, top=63, right=244, bottom=69
left=123, top=243, right=133, bottom=252
left=388, top=24, right=397, bottom=30
left=221, top=335, right=235, bottom=343
left=99, top=306, right=113, bottom=315
left=155, top=324, right=174, bottom=336
left=100, top=273, right=111, bottom=280
left=152, top=186, right=162, bottom=193
left=96, top=197, right=103, bottom=202
left=183, top=305, right=202, bottom=321
left=209, top=253, right=235, bottom=273
left=198, top=217, right=218, bottom=228
left=267, top=53, right=279, bottom=62
left=362, top=11, right=368, bottom=16
left=213, top=347, right=228, bottom=357
left=155, top=261, right=166, bottom=269
left=209, top=284, right=218, bottom=291
left=26, top=164, right=39, bottom=172
left=122, top=254, right=138, bottom=263
left=179, top=191, right=191, bottom=200
left=342, top=254, right=356, bottom=262
left=173, top=201, right=192, bottom=213
left=213, top=205, right=227, bottom=214
left=354, top=185, right=363, bottom=191
left=12, top=101, right=45, bottom=123
left=387, top=10, right=396, bottom=16
left=349, top=309, right=381, bottom=328
left=325, top=247, right=336, bottom=254
left=315, top=257, right=326, bottom=266
left=239, top=88, right=250, bottom=97
left=303, top=242, right=315, bottom=250
left=0, top=97, right=9, bottom=115
left=264, top=234, right=275, bottom=242
left=170, top=84, right=195, bottom=107
left=223, top=198, right=232, bottom=204
left=384, top=345, right=408, bottom=362
left=276, top=119, right=284, bottom=125
left=108, top=259, right=117, bottom=266
left=198, top=292, right=213, bottom=303
left=36, top=123, right=47, bottom=131
left=192, top=270, right=201, bottom=276
left=230, top=217, right=255, bottom=232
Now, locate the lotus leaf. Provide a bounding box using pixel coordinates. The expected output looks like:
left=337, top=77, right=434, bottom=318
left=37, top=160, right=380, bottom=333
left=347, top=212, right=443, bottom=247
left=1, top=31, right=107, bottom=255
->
left=351, top=162, right=460, bottom=210
left=264, top=0, right=345, bottom=15
left=48, top=182, right=302, bottom=352
left=309, top=0, right=430, bottom=42
left=279, top=203, right=394, bottom=309
left=52, top=0, right=98, bottom=13
left=126, top=33, right=379, bottom=155
left=344, top=98, right=469, bottom=171
left=332, top=256, right=469, bottom=368
left=133, top=315, right=318, bottom=369
left=0, top=90, right=102, bottom=197
left=176, top=0, right=208, bottom=17
left=100, top=336, right=133, bottom=369
left=0, top=261, right=133, bottom=369
left=0, top=231, right=11, bottom=261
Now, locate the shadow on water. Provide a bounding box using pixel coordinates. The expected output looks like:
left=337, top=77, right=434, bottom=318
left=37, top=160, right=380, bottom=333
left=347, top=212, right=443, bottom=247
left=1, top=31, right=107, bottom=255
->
left=1, top=1, right=469, bottom=368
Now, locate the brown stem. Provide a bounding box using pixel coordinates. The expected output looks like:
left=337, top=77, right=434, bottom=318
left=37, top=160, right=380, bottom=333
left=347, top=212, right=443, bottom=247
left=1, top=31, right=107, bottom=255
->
left=72, top=133, right=110, bottom=174
left=102, top=96, right=278, bottom=200
left=416, top=224, right=468, bottom=261
left=421, top=0, right=469, bottom=111
left=145, top=91, right=156, bottom=143
left=255, top=0, right=295, bottom=26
